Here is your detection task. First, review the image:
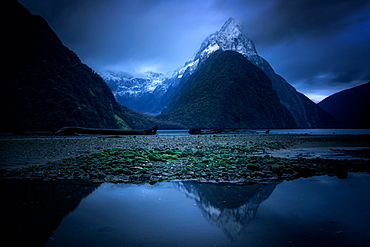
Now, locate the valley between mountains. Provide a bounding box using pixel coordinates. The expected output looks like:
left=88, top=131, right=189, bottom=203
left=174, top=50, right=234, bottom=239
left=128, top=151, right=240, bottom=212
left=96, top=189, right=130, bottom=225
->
left=3, top=2, right=369, bottom=131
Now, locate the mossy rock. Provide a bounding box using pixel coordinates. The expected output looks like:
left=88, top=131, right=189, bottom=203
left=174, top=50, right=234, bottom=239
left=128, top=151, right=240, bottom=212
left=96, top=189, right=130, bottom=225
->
left=282, top=167, right=294, bottom=174
left=271, top=164, right=281, bottom=173
left=123, top=170, right=133, bottom=175
left=136, top=159, right=149, bottom=164
left=148, top=154, right=165, bottom=162
left=247, top=164, right=260, bottom=171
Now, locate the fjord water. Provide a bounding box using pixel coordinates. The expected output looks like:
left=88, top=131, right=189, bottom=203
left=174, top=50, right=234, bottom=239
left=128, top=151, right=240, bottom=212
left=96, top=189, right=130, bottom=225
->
left=44, top=173, right=370, bottom=247
left=157, top=129, right=370, bottom=135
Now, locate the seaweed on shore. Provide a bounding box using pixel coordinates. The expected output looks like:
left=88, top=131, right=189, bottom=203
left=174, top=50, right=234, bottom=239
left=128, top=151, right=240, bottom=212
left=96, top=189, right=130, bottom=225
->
left=1, top=145, right=369, bottom=184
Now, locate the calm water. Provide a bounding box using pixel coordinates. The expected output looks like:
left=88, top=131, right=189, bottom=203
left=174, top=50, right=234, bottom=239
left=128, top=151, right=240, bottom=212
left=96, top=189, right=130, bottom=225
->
left=43, top=173, right=370, bottom=247
left=157, top=129, right=370, bottom=135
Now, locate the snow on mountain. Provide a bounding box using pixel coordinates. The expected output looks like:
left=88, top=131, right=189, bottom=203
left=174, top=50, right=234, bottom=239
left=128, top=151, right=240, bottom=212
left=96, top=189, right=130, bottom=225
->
left=99, top=70, right=133, bottom=81
left=100, top=70, right=171, bottom=96
left=99, top=18, right=337, bottom=127
left=99, top=18, right=256, bottom=111
left=98, top=18, right=274, bottom=114
left=174, top=18, right=260, bottom=79
left=98, top=70, right=173, bottom=115
left=169, top=17, right=337, bottom=128
left=175, top=59, right=199, bottom=79
left=145, top=71, right=172, bottom=91
left=197, top=18, right=258, bottom=60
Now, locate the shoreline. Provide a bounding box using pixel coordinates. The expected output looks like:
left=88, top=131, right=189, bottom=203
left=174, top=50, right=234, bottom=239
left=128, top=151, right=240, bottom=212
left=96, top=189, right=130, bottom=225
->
left=1, top=134, right=370, bottom=184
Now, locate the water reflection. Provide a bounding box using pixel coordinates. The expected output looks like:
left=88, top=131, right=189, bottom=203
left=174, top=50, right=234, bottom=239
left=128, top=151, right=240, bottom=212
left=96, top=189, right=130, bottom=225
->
left=42, top=174, right=370, bottom=247
left=0, top=180, right=99, bottom=247
left=4, top=173, right=370, bottom=247
left=41, top=181, right=275, bottom=246
left=176, top=182, right=276, bottom=240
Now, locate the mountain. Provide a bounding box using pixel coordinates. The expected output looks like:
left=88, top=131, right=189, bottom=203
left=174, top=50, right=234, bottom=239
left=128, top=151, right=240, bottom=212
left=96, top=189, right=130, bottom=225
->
left=101, top=70, right=173, bottom=115
left=157, top=50, right=298, bottom=129
left=0, top=1, right=157, bottom=131
left=103, top=18, right=337, bottom=128
left=318, top=82, right=370, bottom=128
left=165, top=18, right=337, bottom=128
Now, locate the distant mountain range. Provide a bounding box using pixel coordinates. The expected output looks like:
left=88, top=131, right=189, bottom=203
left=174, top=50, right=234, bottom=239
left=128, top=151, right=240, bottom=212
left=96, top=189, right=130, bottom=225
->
left=1, top=1, right=158, bottom=131
left=100, top=70, right=173, bottom=115
left=319, top=82, right=370, bottom=128
left=102, top=18, right=337, bottom=128
left=5, top=2, right=367, bottom=131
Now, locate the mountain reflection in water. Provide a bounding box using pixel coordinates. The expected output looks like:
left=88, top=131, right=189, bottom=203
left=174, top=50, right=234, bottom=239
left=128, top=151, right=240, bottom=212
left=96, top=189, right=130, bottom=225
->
left=0, top=180, right=99, bottom=247
left=41, top=181, right=275, bottom=246
left=6, top=173, right=370, bottom=247
left=176, top=182, right=276, bottom=240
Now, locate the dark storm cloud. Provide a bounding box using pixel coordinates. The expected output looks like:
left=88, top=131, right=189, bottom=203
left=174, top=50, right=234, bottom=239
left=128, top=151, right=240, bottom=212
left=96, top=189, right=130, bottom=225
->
left=236, top=0, right=370, bottom=101
left=20, top=0, right=210, bottom=71
left=243, top=0, right=369, bottom=42
left=18, top=0, right=370, bottom=101
left=19, top=0, right=227, bottom=73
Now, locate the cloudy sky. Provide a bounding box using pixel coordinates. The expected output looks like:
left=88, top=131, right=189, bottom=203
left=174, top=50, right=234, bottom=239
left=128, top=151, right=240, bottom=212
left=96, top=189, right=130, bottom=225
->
left=19, top=0, right=370, bottom=102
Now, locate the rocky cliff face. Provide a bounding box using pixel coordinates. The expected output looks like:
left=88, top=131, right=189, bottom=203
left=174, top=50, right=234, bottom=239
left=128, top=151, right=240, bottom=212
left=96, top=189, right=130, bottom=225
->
left=0, top=1, right=155, bottom=131
left=319, top=82, right=370, bottom=128
left=157, top=51, right=298, bottom=129
left=248, top=56, right=338, bottom=128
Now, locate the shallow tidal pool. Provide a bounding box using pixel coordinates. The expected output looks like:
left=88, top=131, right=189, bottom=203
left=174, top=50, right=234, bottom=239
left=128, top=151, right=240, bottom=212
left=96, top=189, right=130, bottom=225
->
left=39, top=173, right=370, bottom=247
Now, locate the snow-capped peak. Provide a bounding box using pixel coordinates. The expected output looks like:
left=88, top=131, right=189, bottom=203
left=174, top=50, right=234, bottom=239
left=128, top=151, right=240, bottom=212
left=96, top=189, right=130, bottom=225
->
left=99, top=18, right=263, bottom=114
left=175, top=18, right=258, bottom=78
left=98, top=70, right=133, bottom=81
left=216, top=17, right=258, bottom=57
left=219, top=17, right=243, bottom=39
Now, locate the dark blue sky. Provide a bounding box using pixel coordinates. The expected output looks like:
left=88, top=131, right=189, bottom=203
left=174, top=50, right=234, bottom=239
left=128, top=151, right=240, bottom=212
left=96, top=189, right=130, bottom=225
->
left=19, top=0, right=370, bottom=102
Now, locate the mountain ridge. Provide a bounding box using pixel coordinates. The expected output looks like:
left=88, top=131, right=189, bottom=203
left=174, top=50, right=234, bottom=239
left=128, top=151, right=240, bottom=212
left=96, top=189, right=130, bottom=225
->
left=157, top=50, right=298, bottom=129
left=167, top=17, right=337, bottom=128
left=102, top=18, right=337, bottom=128
left=101, top=70, right=173, bottom=115
left=0, top=1, right=158, bottom=131
left=318, top=82, right=370, bottom=128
